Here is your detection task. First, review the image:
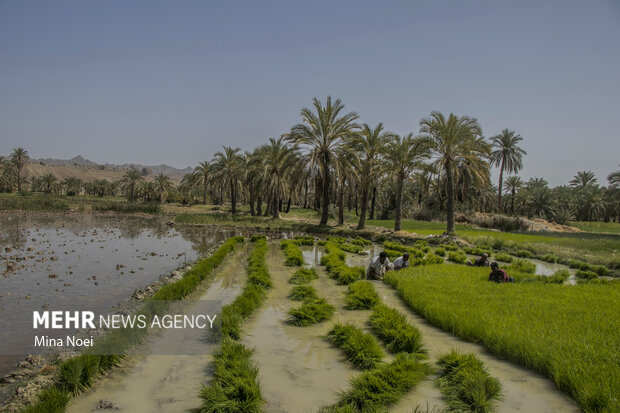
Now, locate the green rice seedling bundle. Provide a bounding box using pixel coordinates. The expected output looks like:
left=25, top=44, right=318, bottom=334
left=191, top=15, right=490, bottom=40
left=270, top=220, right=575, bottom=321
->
left=513, top=249, right=534, bottom=258
left=280, top=239, right=304, bottom=266
left=369, top=304, right=426, bottom=356
left=321, top=243, right=365, bottom=285
left=248, top=238, right=272, bottom=288
left=339, top=242, right=366, bottom=254
left=289, top=285, right=318, bottom=302
left=423, top=253, right=444, bottom=265
left=434, top=247, right=446, bottom=256
left=384, top=249, right=403, bottom=260
left=575, top=270, right=598, bottom=280
left=520, top=270, right=571, bottom=285
left=383, top=241, right=425, bottom=258
left=436, top=350, right=502, bottom=412
left=447, top=251, right=467, bottom=264
left=344, top=281, right=380, bottom=310
left=505, top=259, right=536, bottom=274
left=326, top=323, right=384, bottom=370
left=22, top=387, right=71, bottom=413
left=351, top=236, right=372, bottom=247
left=420, top=246, right=431, bottom=253
left=463, top=247, right=491, bottom=256
left=493, top=252, right=513, bottom=263
left=199, top=338, right=264, bottom=413
left=444, top=243, right=459, bottom=251
left=320, top=353, right=432, bottom=412
left=288, top=267, right=318, bottom=284
left=250, top=234, right=267, bottom=242
left=541, top=254, right=558, bottom=263
left=294, top=235, right=315, bottom=246
left=288, top=298, right=335, bottom=326
left=385, top=265, right=620, bottom=412
left=547, top=269, right=570, bottom=283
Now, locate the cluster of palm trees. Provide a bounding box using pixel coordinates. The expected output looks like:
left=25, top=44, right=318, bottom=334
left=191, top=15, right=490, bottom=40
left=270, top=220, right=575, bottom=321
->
left=3, top=97, right=620, bottom=228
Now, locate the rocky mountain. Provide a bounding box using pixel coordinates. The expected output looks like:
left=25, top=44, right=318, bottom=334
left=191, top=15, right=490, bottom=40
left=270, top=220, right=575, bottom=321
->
left=31, top=156, right=192, bottom=177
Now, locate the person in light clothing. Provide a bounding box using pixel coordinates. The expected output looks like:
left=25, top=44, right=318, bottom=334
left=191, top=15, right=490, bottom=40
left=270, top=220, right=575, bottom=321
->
left=393, top=252, right=410, bottom=270
left=367, top=251, right=393, bottom=280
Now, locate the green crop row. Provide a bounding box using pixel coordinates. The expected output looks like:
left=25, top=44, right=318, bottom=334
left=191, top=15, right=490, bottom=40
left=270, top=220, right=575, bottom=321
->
left=326, top=323, right=384, bottom=370
left=321, top=243, right=365, bottom=285
left=369, top=304, right=426, bottom=357
left=344, top=281, right=380, bottom=310
left=280, top=239, right=305, bottom=266
left=288, top=267, right=319, bottom=284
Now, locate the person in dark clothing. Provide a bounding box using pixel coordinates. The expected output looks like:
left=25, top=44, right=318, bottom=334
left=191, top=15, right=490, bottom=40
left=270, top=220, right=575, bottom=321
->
left=467, top=253, right=489, bottom=267
left=488, top=262, right=514, bottom=283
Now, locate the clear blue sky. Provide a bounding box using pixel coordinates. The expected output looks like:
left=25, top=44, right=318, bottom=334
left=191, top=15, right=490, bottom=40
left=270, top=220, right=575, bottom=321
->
left=1, top=0, right=619, bottom=186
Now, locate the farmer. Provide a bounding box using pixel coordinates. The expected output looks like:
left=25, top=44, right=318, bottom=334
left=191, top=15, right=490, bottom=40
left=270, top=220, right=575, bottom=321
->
left=367, top=251, right=393, bottom=280
left=393, top=252, right=410, bottom=270
left=467, top=253, right=489, bottom=267
left=488, top=262, right=514, bottom=283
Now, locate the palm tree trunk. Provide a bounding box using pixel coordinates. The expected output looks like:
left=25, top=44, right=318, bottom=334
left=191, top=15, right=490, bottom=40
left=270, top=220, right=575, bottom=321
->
left=497, top=158, right=505, bottom=213
left=357, top=185, right=369, bottom=230
left=264, top=196, right=271, bottom=217
left=17, top=167, right=21, bottom=193
left=257, top=196, right=263, bottom=216
left=203, top=179, right=207, bottom=205
left=320, top=158, right=330, bottom=225
left=394, top=174, right=404, bottom=231
left=272, top=187, right=279, bottom=219
left=355, top=183, right=358, bottom=216
left=285, top=196, right=291, bottom=213
left=249, top=186, right=256, bottom=216
left=369, top=186, right=377, bottom=220
left=338, top=177, right=345, bottom=226
left=230, top=179, right=237, bottom=215
left=446, top=163, right=455, bottom=234
left=511, top=188, right=515, bottom=214
left=303, top=180, right=308, bottom=209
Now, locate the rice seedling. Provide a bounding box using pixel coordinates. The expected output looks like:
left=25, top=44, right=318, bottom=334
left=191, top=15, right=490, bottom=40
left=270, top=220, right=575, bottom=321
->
left=575, top=270, right=598, bottom=280
left=434, top=247, right=446, bottom=256
left=22, top=388, right=71, bottom=413
left=448, top=251, right=467, bottom=264
left=199, top=338, right=264, bottom=413
left=444, top=243, right=459, bottom=251
left=320, top=353, right=433, bottom=412
left=520, top=270, right=571, bottom=285
left=280, top=239, right=305, bottom=266
left=326, top=323, right=384, bottom=370
left=423, top=253, right=445, bottom=265
left=369, top=304, right=426, bottom=356
left=540, top=254, right=558, bottom=263
left=463, top=247, right=492, bottom=256
left=436, top=350, right=502, bottom=413
left=289, top=284, right=318, bottom=301
left=383, top=249, right=402, bottom=260
left=288, top=267, right=318, bottom=284
left=321, top=243, right=365, bottom=285
left=505, top=259, right=536, bottom=274
left=513, top=249, right=534, bottom=258
left=339, top=242, right=366, bottom=254
left=344, top=281, right=380, bottom=310
left=383, top=241, right=425, bottom=258
left=288, top=298, right=335, bottom=326
left=385, top=265, right=620, bottom=412
left=294, top=235, right=316, bottom=245
left=493, top=253, right=513, bottom=263
left=351, top=236, right=372, bottom=247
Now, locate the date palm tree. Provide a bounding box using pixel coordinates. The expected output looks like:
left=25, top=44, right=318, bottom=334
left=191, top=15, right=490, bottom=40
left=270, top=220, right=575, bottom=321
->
left=503, top=175, right=523, bottom=214
left=570, top=170, right=597, bottom=188
left=62, top=177, right=83, bottom=196
left=384, top=133, right=430, bottom=231
left=10, top=147, right=30, bottom=193
left=419, top=112, right=488, bottom=234
left=489, top=129, right=526, bottom=213
left=608, top=165, right=620, bottom=188
left=40, top=173, right=57, bottom=193
left=154, top=173, right=172, bottom=202
left=194, top=161, right=211, bottom=205
left=289, top=96, right=359, bottom=225
left=212, top=146, right=243, bottom=215
left=120, top=169, right=143, bottom=201
left=350, top=123, right=391, bottom=230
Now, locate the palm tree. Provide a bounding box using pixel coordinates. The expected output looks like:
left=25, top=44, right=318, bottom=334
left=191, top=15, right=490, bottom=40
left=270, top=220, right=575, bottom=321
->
left=289, top=96, right=359, bottom=225
left=419, top=112, right=488, bottom=234
left=607, top=165, right=620, bottom=188
left=212, top=146, right=243, bottom=215
left=570, top=170, right=597, bottom=188
left=383, top=133, right=430, bottom=231
left=154, top=173, right=172, bottom=202
left=255, top=137, right=299, bottom=218
left=10, top=147, right=30, bottom=193
left=333, top=147, right=355, bottom=225
left=120, top=169, right=143, bottom=201
left=526, top=177, right=548, bottom=190
left=40, top=173, right=57, bottom=193
left=62, top=177, right=83, bottom=196
left=488, top=129, right=526, bottom=213
left=350, top=123, right=391, bottom=230
left=194, top=161, right=211, bottom=205
left=503, top=175, right=523, bottom=214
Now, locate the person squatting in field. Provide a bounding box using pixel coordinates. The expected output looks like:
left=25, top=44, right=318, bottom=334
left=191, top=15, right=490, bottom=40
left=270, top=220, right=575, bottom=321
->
left=489, top=262, right=514, bottom=283
left=393, top=252, right=410, bottom=270
left=367, top=251, right=393, bottom=280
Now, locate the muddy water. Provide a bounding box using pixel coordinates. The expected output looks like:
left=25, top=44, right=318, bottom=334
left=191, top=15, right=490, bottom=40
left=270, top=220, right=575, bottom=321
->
left=345, top=253, right=581, bottom=413
left=67, top=246, right=248, bottom=413
left=242, top=244, right=370, bottom=413
left=0, top=214, right=239, bottom=375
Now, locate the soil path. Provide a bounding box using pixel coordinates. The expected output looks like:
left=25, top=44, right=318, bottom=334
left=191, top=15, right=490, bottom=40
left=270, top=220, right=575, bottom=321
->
left=66, top=246, right=248, bottom=413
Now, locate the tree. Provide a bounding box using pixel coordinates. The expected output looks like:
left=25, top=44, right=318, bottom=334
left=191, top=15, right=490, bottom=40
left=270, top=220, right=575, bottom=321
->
left=608, top=165, right=620, bottom=188
left=10, top=147, right=30, bottom=193
left=570, top=170, right=597, bottom=188
left=194, top=161, right=211, bottom=205
left=120, top=169, right=143, bottom=201
left=212, top=146, right=243, bottom=215
left=489, top=129, right=526, bottom=213
left=419, top=112, right=488, bottom=234
left=289, top=96, right=359, bottom=225
left=40, top=173, right=57, bottom=193
left=62, top=177, right=83, bottom=196
left=384, top=133, right=430, bottom=231
left=154, top=173, right=172, bottom=202
left=351, top=123, right=391, bottom=230
left=503, top=175, right=523, bottom=214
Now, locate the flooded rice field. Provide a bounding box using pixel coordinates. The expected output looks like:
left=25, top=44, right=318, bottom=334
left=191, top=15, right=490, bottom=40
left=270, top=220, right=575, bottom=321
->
left=0, top=214, right=239, bottom=375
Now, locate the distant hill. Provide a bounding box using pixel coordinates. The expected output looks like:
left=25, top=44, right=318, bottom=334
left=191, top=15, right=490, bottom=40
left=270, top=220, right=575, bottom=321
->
left=1, top=155, right=193, bottom=183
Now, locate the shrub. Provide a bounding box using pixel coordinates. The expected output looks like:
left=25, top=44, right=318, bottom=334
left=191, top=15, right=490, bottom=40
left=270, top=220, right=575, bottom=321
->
left=326, top=323, right=384, bottom=370
left=288, top=298, right=335, bottom=326
left=289, top=285, right=318, bottom=302
left=448, top=251, right=467, bottom=264
left=369, top=304, right=426, bottom=356
left=436, top=351, right=502, bottom=413
left=280, top=239, right=304, bottom=266
left=344, top=281, right=380, bottom=310
left=493, top=253, right=513, bottom=263
left=288, top=268, right=318, bottom=285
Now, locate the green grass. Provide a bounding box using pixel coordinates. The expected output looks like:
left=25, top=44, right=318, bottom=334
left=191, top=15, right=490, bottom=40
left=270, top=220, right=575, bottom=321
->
left=385, top=264, right=620, bottom=413
left=288, top=267, right=319, bottom=284
left=570, top=221, right=620, bottom=234
left=344, top=281, right=380, bottom=310
left=289, top=284, right=318, bottom=301
left=199, top=338, right=264, bottom=413
left=369, top=304, right=426, bottom=357
left=436, top=351, right=502, bottom=413
left=321, top=243, right=365, bottom=285
left=319, top=353, right=433, bottom=412
left=288, top=298, right=335, bottom=326
left=326, top=323, right=385, bottom=370
left=280, top=239, right=305, bottom=266
left=0, top=193, right=69, bottom=211
left=91, top=201, right=161, bottom=213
